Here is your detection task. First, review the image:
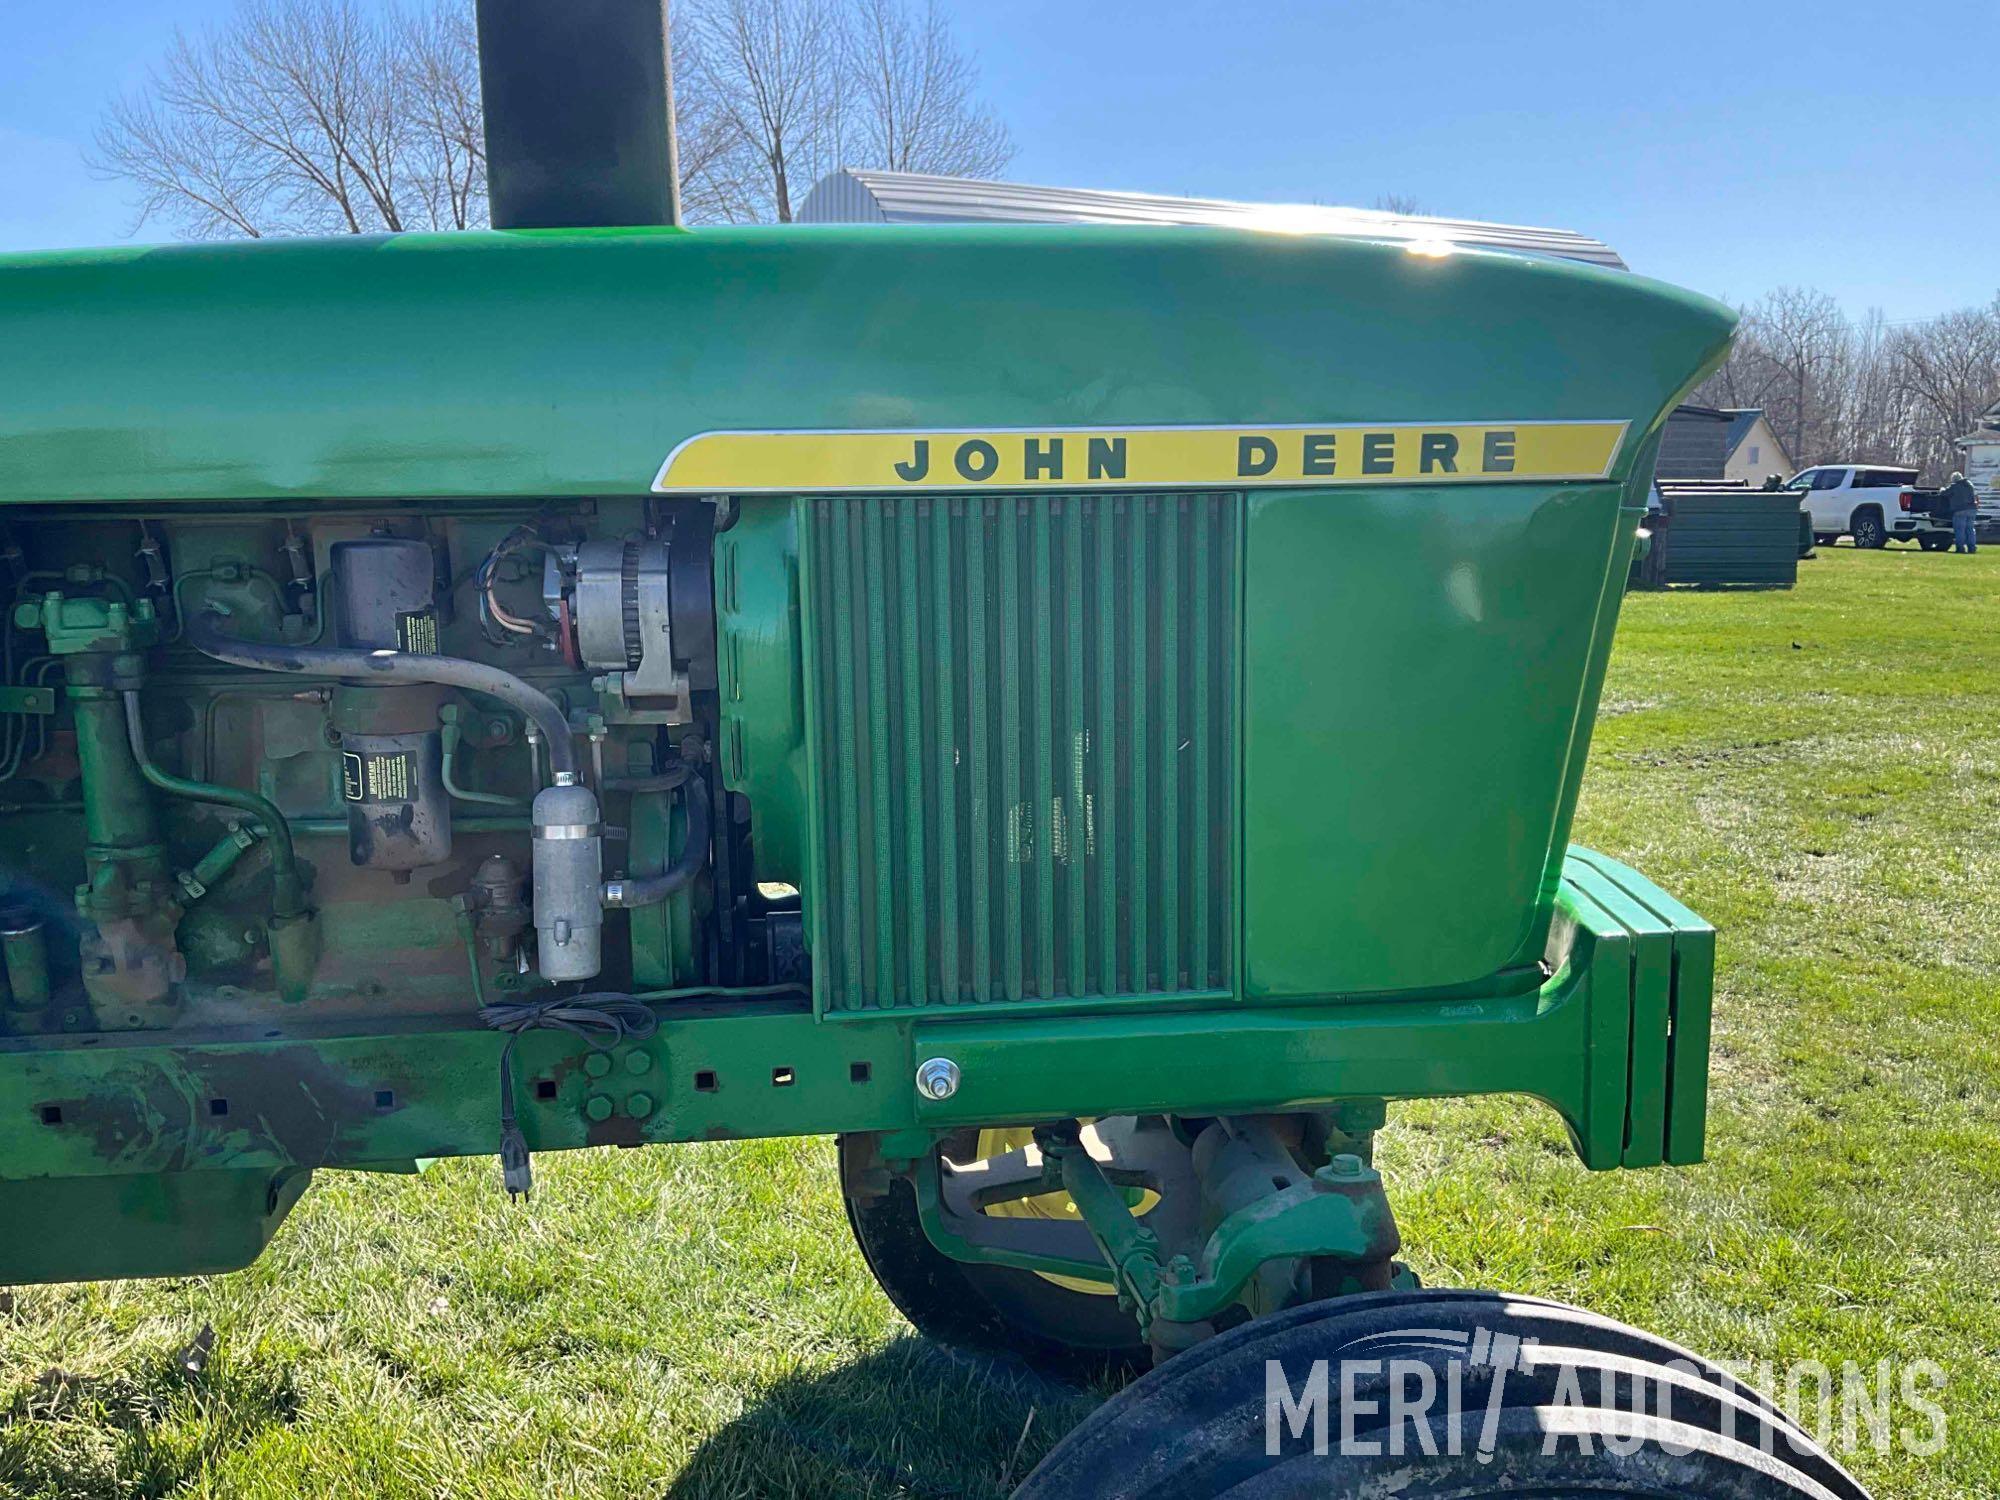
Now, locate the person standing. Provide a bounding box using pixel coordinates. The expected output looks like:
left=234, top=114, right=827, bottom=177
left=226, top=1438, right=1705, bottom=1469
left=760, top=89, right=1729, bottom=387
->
left=1944, top=471, right=1979, bottom=553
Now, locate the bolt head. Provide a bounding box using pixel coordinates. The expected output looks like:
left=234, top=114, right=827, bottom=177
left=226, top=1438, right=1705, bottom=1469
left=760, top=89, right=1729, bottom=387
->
left=914, top=1057, right=961, bottom=1101
left=583, top=1094, right=614, bottom=1122
left=1317, top=1152, right=1369, bottom=1184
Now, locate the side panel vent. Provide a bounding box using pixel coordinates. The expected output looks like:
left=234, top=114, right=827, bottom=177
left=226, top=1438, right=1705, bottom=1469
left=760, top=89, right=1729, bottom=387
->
left=804, top=492, right=1237, bottom=1013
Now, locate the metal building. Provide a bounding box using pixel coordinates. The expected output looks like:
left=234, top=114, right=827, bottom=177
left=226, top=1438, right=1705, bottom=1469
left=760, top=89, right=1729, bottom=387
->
left=796, top=168, right=1626, bottom=270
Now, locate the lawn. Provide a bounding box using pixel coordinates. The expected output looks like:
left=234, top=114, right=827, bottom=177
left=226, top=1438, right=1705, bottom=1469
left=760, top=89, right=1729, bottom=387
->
left=2, top=544, right=1996, bottom=1498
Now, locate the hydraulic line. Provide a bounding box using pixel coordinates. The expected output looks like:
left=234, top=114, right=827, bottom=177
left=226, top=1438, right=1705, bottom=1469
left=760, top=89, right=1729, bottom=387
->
left=187, top=608, right=578, bottom=778
left=599, top=779, right=708, bottom=909
left=121, top=690, right=305, bottom=919
left=440, top=708, right=528, bottom=809
left=601, top=764, right=691, bottom=794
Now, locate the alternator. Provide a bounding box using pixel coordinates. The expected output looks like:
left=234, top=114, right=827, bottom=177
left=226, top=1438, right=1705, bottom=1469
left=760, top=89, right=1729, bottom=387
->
left=557, top=537, right=690, bottom=722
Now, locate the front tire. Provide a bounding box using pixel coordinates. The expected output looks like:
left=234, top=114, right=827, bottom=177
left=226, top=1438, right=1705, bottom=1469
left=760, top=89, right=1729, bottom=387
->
left=1016, top=1290, right=1872, bottom=1499
left=839, top=1130, right=1150, bottom=1378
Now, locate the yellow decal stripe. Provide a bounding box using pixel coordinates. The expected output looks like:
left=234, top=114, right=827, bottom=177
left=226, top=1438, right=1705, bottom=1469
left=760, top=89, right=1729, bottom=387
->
left=652, top=421, right=1627, bottom=494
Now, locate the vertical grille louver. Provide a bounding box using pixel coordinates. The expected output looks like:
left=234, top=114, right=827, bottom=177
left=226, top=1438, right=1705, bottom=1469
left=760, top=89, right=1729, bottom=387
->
left=803, top=492, right=1237, bottom=1013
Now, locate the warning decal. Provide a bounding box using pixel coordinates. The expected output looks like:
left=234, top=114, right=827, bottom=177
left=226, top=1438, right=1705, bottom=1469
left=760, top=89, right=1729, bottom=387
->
left=342, top=750, right=415, bottom=803
left=397, top=610, right=440, bottom=655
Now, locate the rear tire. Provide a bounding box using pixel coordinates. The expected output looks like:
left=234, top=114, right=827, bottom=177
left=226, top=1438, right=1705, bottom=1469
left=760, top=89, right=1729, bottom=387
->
left=1015, top=1290, right=1872, bottom=1499
left=1850, top=510, right=1887, bottom=549
left=839, top=1131, right=1150, bottom=1378
left=1920, top=534, right=1952, bottom=552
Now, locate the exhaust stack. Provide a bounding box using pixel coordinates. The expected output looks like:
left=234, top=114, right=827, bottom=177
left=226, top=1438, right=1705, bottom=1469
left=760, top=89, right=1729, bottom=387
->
left=475, top=0, right=682, bottom=230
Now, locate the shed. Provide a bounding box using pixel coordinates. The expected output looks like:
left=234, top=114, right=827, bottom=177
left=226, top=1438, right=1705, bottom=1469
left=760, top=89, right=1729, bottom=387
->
left=796, top=169, right=1628, bottom=270
left=1720, top=409, right=1794, bottom=486
left=1654, top=404, right=1732, bottom=481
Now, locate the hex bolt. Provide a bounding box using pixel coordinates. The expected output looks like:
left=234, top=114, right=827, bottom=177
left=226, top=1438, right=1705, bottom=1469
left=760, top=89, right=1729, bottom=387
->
left=626, top=1092, right=655, bottom=1119
left=914, top=1057, right=961, bottom=1101
left=583, top=1094, right=614, bottom=1122
left=624, top=1052, right=652, bottom=1076
left=583, top=1052, right=613, bottom=1079
left=1317, top=1153, right=1368, bottom=1184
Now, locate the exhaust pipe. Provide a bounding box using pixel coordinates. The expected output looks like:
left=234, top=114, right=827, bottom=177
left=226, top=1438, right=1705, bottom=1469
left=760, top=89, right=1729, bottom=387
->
left=475, top=0, right=682, bottom=230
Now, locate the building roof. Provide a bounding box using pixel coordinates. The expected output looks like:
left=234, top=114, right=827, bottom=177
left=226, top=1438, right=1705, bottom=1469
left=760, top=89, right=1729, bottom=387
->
left=1723, top=408, right=1763, bottom=454
left=796, top=169, right=1628, bottom=270
left=1717, top=408, right=1793, bottom=471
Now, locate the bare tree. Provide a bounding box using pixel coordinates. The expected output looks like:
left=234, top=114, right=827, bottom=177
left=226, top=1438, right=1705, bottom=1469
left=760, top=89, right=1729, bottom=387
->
left=1694, top=287, right=2000, bottom=480
left=395, top=0, right=485, bottom=230
left=681, top=0, right=1012, bottom=223
left=851, top=0, right=1010, bottom=178
left=1371, top=193, right=1424, bottom=216
left=1692, top=287, right=1853, bottom=466
left=680, top=0, right=850, bottom=223
left=670, top=18, right=757, bottom=223
left=94, top=0, right=488, bottom=238
left=1890, top=300, right=2000, bottom=475
left=1752, top=287, right=1852, bottom=465
left=98, top=0, right=1014, bottom=234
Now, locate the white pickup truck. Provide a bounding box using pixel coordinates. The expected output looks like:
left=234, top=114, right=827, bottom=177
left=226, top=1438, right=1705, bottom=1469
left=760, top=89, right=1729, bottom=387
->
left=1787, top=464, right=1952, bottom=550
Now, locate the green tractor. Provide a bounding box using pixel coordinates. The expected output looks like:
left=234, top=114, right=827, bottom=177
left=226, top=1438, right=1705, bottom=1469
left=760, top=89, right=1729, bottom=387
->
left=0, top=3, right=1867, bottom=1493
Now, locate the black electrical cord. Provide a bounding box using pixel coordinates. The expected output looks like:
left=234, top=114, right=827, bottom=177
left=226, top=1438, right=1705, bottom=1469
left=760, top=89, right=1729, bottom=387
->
left=478, top=991, right=659, bottom=1200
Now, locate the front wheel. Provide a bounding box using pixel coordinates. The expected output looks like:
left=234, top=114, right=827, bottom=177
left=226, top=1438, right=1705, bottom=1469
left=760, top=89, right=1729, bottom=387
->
left=1017, top=1291, right=1873, bottom=1498
left=839, top=1129, right=1150, bottom=1377
left=1851, top=510, right=1887, bottom=549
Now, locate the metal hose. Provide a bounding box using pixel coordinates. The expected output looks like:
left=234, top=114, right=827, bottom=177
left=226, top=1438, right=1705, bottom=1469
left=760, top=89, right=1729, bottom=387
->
left=121, top=690, right=305, bottom=918
left=187, top=608, right=578, bottom=777
left=600, top=780, right=708, bottom=909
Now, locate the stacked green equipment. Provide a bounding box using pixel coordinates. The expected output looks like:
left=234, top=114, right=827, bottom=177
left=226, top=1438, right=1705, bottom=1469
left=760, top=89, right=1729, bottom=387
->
left=0, top=3, right=1873, bottom=1491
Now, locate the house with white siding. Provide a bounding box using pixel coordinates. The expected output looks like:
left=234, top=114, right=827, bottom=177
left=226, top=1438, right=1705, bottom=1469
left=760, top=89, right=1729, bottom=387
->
left=1721, top=409, right=1793, bottom=486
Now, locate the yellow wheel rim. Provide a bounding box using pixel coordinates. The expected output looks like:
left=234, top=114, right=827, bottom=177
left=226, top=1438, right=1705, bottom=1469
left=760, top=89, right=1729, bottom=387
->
left=972, top=1122, right=1160, bottom=1296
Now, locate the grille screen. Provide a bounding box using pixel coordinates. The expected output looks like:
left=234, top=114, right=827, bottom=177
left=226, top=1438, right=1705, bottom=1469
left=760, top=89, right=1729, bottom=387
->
left=804, top=492, right=1236, bottom=1012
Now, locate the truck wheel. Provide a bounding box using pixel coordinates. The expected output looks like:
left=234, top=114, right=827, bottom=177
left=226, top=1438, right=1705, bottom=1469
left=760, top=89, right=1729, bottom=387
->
left=1920, top=534, right=1952, bottom=551
left=839, top=1129, right=1150, bottom=1377
left=1850, top=509, right=1887, bottom=549
left=1015, top=1290, right=1872, bottom=1499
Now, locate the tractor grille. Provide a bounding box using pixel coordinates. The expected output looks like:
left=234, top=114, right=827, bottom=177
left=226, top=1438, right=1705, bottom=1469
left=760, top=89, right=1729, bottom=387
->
left=803, top=492, right=1237, bottom=1013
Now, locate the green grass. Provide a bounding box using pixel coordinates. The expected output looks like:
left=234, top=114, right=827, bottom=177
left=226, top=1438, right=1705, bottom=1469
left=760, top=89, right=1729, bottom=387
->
left=4, top=544, right=1998, bottom=1497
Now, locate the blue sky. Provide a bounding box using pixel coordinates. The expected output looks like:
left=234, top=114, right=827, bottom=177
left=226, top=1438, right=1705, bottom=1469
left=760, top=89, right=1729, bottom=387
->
left=2, top=0, right=1991, bottom=322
